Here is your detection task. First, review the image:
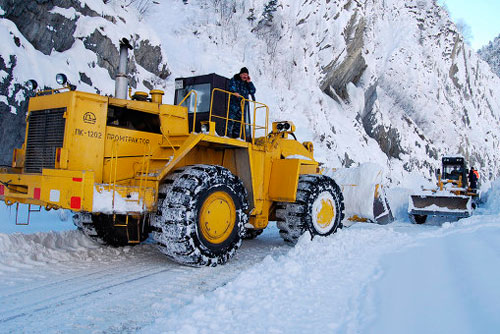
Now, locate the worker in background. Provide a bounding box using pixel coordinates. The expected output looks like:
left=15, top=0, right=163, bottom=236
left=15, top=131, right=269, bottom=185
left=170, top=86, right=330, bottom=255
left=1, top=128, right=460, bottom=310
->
left=227, top=67, right=256, bottom=138
left=468, top=167, right=479, bottom=192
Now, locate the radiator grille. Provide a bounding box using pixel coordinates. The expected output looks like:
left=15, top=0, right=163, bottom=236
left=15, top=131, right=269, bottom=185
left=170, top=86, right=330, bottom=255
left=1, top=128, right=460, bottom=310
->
left=25, top=108, right=66, bottom=173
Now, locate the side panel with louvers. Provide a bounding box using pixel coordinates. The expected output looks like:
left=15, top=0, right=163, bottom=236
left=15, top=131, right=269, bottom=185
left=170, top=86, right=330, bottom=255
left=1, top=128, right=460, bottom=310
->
left=25, top=108, right=66, bottom=173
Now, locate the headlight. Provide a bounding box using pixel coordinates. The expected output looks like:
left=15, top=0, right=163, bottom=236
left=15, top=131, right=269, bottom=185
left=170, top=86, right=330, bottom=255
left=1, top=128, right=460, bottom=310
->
left=26, top=79, right=38, bottom=91
left=201, top=123, right=209, bottom=133
left=277, top=123, right=284, bottom=131
left=56, top=73, right=68, bottom=85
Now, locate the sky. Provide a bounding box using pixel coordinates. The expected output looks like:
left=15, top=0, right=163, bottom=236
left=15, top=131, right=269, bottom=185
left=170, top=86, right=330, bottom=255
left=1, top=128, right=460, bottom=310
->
left=439, top=0, right=500, bottom=50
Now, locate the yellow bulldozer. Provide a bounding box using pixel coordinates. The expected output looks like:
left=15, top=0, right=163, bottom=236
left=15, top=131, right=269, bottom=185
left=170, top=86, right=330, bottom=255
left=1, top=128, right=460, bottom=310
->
left=0, top=39, right=346, bottom=266
left=408, top=156, right=479, bottom=224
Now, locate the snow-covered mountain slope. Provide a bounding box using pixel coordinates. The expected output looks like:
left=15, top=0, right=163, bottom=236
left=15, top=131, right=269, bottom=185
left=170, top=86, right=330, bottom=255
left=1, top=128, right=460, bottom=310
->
left=479, top=34, right=500, bottom=78
left=1, top=0, right=500, bottom=184
left=0, top=0, right=169, bottom=163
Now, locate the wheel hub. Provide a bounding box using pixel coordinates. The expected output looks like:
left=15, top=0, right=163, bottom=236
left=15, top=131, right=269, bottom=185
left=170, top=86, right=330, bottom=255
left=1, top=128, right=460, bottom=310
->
left=312, top=191, right=336, bottom=234
left=199, top=191, right=236, bottom=244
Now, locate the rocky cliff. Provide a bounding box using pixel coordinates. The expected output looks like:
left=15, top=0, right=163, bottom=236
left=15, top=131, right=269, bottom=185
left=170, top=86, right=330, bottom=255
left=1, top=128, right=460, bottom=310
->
left=0, top=0, right=169, bottom=164
left=1, top=0, right=500, bottom=184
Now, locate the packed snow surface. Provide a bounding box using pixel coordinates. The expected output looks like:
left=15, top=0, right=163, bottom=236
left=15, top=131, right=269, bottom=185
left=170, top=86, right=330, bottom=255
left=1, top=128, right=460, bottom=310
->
left=0, top=181, right=499, bottom=333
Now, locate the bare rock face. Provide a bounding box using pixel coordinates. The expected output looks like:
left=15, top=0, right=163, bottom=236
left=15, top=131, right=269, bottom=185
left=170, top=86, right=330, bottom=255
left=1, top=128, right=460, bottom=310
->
left=0, top=0, right=170, bottom=164
left=0, top=0, right=80, bottom=55
left=0, top=55, right=27, bottom=164
left=83, top=31, right=170, bottom=89
left=321, top=12, right=367, bottom=102
left=136, top=40, right=170, bottom=80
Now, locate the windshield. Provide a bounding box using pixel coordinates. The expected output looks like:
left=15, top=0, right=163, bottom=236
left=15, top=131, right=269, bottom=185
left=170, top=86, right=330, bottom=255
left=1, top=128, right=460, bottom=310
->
left=443, top=164, right=464, bottom=180
left=175, top=83, right=211, bottom=114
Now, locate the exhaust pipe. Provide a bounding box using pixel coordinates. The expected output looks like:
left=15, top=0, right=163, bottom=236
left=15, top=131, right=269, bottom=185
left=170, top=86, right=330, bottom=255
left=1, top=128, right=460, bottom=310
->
left=115, top=38, right=133, bottom=99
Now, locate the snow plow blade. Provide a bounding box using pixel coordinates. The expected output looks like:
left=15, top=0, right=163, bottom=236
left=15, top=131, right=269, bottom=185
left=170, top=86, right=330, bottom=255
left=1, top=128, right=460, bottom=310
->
left=373, top=187, right=394, bottom=225
left=409, top=194, right=472, bottom=217
left=325, top=163, right=394, bottom=225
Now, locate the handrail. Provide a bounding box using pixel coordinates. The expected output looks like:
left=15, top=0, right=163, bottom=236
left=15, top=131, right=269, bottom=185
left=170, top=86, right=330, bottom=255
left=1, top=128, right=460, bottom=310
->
left=177, top=90, right=198, bottom=131
left=108, top=140, right=119, bottom=210
left=138, top=142, right=151, bottom=210
left=208, top=88, right=269, bottom=145
left=159, top=124, right=178, bottom=154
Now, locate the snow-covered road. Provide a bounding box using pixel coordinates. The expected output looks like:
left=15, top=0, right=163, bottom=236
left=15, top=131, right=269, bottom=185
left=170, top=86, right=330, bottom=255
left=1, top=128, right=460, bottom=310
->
left=0, top=223, right=288, bottom=333
left=362, top=217, right=500, bottom=334
left=1, top=188, right=500, bottom=333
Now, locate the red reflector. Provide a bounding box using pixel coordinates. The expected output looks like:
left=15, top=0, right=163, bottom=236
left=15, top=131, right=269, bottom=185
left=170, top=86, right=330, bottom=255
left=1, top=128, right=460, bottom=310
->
left=0, top=185, right=4, bottom=196
left=70, top=196, right=81, bottom=209
left=56, top=148, right=61, bottom=163
left=34, top=188, right=41, bottom=200
left=72, top=178, right=83, bottom=182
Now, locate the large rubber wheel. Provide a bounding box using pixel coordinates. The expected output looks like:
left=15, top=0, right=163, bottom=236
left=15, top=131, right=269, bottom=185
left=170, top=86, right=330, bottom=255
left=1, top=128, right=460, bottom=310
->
left=276, top=174, right=345, bottom=244
left=409, top=214, right=427, bottom=224
left=151, top=165, right=249, bottom=266
left=73, top=212, right=149, bottom=246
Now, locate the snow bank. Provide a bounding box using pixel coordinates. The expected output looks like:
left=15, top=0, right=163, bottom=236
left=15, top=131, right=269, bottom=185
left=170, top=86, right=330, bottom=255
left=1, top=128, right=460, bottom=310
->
left=325, top=163, right=385, bottom=220
left=0, top=230, right=98, bottom=274
left=0, top=229, right=145, bottom=275
left=477, top=179, right=500, bottom=215
left=142, top=225, right=411, bottom=333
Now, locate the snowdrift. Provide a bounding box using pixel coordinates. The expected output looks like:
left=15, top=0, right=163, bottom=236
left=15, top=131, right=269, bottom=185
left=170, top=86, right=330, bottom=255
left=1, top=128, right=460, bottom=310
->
left=477, top=179, right=500, bottom=215
left=0, top=230, right=148, bottom=275
left=325, top=163, right=393, bottom=224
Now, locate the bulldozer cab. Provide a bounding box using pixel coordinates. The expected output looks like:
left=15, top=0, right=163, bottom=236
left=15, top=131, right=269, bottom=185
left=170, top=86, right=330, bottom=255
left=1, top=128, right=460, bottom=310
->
left=174, top=73, right=252, bottom=139
left=442, top=157, right=467, bottom=184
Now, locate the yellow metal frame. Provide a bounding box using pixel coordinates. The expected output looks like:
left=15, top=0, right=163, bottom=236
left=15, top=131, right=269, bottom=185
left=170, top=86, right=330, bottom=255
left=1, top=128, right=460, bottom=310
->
left=0, top=84, right=322, bottom=234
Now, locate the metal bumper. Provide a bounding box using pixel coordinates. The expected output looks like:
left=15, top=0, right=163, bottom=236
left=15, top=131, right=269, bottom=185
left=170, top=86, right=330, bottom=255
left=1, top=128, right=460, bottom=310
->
left=0, top=169, right=95, bottom=211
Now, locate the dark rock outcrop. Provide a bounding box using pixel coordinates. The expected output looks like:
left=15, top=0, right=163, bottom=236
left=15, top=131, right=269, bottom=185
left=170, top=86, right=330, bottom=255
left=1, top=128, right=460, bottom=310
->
left=0, top=55, right=28, bottom=165
left=0, top=0, right=170, bottom=163
left=320, top=12, right=367, bottom=101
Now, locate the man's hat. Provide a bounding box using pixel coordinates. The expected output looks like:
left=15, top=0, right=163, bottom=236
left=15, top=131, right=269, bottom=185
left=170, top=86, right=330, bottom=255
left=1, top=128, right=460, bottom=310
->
left=239, top=67, right=249, bottom=74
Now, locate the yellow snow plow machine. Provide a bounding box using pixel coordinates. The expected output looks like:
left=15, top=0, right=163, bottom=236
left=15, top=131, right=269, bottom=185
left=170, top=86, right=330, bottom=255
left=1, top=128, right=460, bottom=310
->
left=408, top=156, right=478, bottom=224
left=0, top=38, right=346, bottom=266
